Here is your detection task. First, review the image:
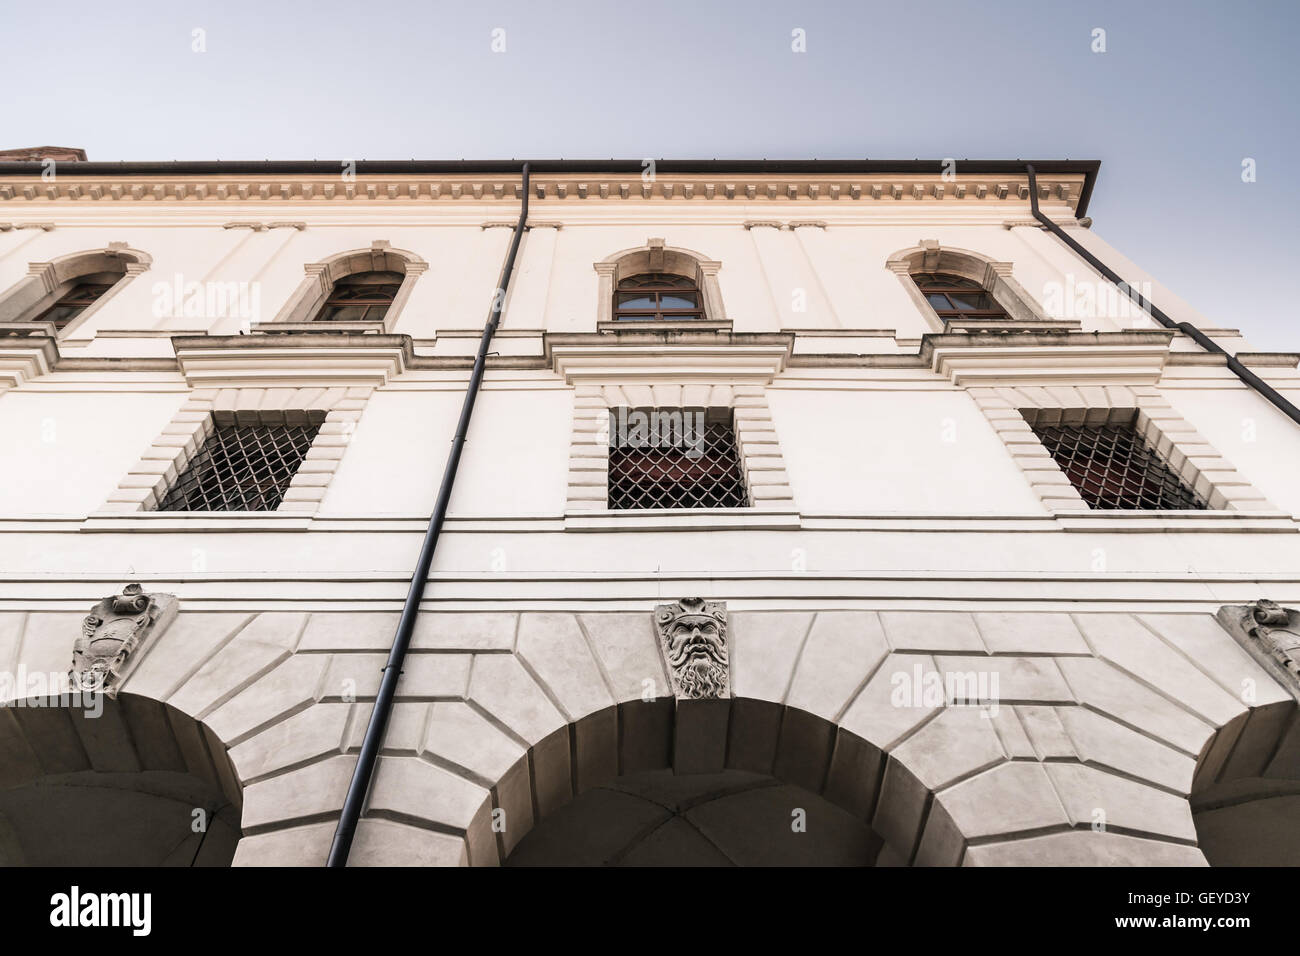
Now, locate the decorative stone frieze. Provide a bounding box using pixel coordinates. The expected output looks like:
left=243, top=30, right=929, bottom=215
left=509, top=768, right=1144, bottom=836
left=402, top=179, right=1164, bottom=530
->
left=653, top=598, right=730, bottom=700
left=0, top=172, right=1091, bottom=214
left=72, top=584, right=177, bottom=694
left=1216, top=600, right=1300, bottom=700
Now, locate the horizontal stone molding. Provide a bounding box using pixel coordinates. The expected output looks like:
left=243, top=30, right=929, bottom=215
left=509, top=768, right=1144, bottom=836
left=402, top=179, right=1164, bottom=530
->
left=550, top=341, right=791, bottom=386
left=925, top=330, right=1175, bottom=387
left=171, top=334, right=412, bottom=388
left=0, top=332, right=58, bottom=391
left=0, top=172, right=1091, bottom=215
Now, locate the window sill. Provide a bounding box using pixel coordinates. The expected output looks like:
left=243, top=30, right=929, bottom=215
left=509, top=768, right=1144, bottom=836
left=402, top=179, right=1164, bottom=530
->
left=942, top=318, right=1082, bottom=333
left=564, top=508, right=800, bottom=531
left=597, top=319, right=733, bottom=334
left=250, top=321, right=387, bottom=334
left=1052, top=510, right=1297, bottom=532
left=82, top=511, right=313, bottom=532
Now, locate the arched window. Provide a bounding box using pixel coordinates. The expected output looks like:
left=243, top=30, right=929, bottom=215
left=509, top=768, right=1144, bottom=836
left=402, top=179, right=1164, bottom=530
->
left=0, top=245, right=148, bottom=338
left=32, top=271, right=123, bottom=330
left=615, top=273, right=704, bottom=322
left=313, top=271, right=404, bottom=323
left=911, top=272, right=1010, bottom=324
left=265, top=243, right=427, bottom=332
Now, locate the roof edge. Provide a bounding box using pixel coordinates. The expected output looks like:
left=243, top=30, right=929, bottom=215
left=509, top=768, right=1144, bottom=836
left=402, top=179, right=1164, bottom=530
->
left=0, top=158, right=1102, bottom=215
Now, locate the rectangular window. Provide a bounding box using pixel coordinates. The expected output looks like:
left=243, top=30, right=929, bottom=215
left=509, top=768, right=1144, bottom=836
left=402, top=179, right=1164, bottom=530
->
left=1026, top=411, right=1206, bottom=510
left=155, top=413, right=323, bottom=512
left=607, top=407, right=748, bottom=509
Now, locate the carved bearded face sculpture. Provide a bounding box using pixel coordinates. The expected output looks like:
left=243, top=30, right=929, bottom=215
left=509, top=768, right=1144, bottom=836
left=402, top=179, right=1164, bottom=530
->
left=654, top=598, right=729, bottom=700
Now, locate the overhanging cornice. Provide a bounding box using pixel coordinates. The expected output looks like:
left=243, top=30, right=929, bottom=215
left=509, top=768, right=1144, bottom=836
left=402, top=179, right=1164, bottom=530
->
left=0, top=328, right=58, bottom=390
left=922, top=330, right=1176, bottom=386
left=0, top=159, right=1100, bottom=215
left=546, top=331, right=793, bottom=384
left=171, top=333, right=413, bottom=388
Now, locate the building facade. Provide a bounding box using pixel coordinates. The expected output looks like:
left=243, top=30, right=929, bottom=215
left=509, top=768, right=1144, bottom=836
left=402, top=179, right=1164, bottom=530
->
left=0, top=158, right=1297, bottom=866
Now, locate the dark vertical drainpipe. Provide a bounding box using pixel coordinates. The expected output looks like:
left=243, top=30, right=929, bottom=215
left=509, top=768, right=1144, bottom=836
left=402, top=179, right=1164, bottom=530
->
left=327, top=163, right=532, bottom=867
left=1025, top=164, right=1300, bottom=427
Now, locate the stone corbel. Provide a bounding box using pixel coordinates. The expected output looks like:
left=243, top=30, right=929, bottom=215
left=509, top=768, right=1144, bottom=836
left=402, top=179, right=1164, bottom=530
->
left=368, top=240, right=391, bottom=270
left=647, top=237, right=666, bottom=272
left=72, top=584, right=178, bottom=695
left=918, top=239, right=942, bottom=272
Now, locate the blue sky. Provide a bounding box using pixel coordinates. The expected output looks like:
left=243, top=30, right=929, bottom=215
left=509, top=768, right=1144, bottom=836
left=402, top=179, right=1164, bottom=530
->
left=3, top=0, right=1296, bottom=348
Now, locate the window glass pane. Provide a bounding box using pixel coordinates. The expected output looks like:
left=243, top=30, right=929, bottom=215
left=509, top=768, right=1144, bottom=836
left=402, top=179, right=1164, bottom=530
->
left=659, top=294, right=699, bottom=309
left=948, top=293, right=982, bottom=311
left=926, top=293, right=952, bottom=309
left=62, top=283, right=114, bottom=306
left=39, top=305, right=81, bottom=327
left=617, top=295, right=657, bottom=310
left=618, top=273, right=695, bottom=290
left=319, top=305, right=368, bottom=322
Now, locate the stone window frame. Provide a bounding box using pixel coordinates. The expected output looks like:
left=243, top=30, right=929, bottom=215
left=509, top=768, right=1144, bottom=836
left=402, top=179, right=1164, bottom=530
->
left=593, top=239, right=728, bottom=330
left=969, top=383, right=1277, bottom=514
left=886, top=240, right=1058, bottom=334
left=0, top=244, right=152, bottom=340
left=261, top=241, right=428, bottom=333
left=101, top=386, right=370, bottom=516
left=566, top=383, right=794, bottom=514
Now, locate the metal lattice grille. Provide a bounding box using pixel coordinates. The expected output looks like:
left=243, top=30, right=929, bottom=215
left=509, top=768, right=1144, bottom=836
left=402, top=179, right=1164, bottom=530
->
left=155, top=421, right=321, bottom=512
left=607, top=408, right=748, bottom=510
left=1029, top=417, right=1207, bottom=511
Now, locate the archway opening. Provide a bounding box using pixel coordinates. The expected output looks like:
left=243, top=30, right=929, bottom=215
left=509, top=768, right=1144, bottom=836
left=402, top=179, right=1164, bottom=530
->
left=506, top=767, right=880, bottom=866
left=488, top=698, right=915, bottom=867
left=1189, top=699, right=1300, bottom=866
left=0, top=693, right=241, bottom=866
left=1192, top=779, right=1300, bottom=866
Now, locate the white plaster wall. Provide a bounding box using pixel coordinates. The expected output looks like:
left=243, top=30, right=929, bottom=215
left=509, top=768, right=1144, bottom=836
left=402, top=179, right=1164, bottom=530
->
left=769, top=386, right=1045, bottom=513
left=0, top=388, right=186, bottom=516
left=1164, top=383, right=1300, bottom=515
left=320, top=384, right=573, bottom=517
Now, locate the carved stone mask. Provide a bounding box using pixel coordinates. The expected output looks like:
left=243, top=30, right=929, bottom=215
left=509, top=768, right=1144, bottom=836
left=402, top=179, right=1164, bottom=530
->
left=654, top=598, right=729, bottom=700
